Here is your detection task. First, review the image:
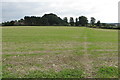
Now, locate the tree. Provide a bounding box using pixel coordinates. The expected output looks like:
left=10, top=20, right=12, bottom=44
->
left=63, top=17, right=69, bottom=26
left=78, top=16, right=88, bottom=26
left=96, top=20, right=101, bottom=27
left=90, top=17, right=96, bottom=26
left=75, top=18, right=79, bottom=26
left=2, top=21, right=15, bottom=26
left=63, top=17, right=68, bottom=23
left=24, top=16, right=32, bottom=26
left=69, top=17, right=74, bottom=26
left=42, top=13, right=66, bottom=26
left=41, top=17, right=49, bottom=26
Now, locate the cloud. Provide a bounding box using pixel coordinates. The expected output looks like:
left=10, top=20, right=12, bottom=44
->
left=1, top=0, right=119, bottom=23
left=2, top=2, right=49, bottom=21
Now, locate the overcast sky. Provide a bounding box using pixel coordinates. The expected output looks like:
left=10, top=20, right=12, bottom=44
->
left=1, top=0, right=119, bottom=23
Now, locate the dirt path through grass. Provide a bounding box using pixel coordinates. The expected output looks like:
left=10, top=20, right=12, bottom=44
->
left=83, top=29, right=93, bottom=78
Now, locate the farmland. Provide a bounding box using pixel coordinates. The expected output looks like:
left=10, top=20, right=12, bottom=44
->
left=2, top=26, right=118, bottom=78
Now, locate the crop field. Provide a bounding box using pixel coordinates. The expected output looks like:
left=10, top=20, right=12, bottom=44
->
left=2, top=26, right=118, bottom=78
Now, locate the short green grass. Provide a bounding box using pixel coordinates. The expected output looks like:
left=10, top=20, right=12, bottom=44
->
left=2, top=26, right=118, bottom=78
left=96, top=66, right=118, bottom=78
left=25, top=69, right=84, bottom=78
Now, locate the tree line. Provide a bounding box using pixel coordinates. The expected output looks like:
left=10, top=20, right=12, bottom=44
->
left=2, top=13, right=119, bottom=29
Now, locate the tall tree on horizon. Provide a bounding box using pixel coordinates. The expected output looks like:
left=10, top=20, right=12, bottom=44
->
left=63, top=17, right=68, bottom=23
left=70, top=17, right=74, bottom=26
left=78, top=16, right=88, bottom=26
left=63, top=17, right=69, bottom=26
left=42, top=13, right=66, bottom=26
left=75, top=18, right=79, bottom=26
left=96, top=20, right=101, bottom=27
left=90, top=17, right=96, bottom=26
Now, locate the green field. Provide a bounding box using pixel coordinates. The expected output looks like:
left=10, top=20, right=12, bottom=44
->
left=2, top=26, right=118, bottom=78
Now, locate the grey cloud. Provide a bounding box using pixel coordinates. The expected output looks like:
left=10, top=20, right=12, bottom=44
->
left=2, top=2, right=52, bottom=22
left=2, top=1, right=117, bottom=23
left=2, top=2, right=97, bottom=22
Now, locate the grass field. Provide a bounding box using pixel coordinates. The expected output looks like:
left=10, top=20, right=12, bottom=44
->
left=2, top=26, right=118, bottom=78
